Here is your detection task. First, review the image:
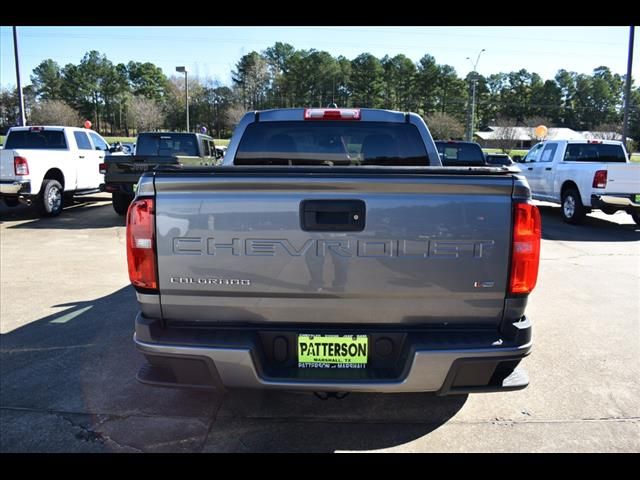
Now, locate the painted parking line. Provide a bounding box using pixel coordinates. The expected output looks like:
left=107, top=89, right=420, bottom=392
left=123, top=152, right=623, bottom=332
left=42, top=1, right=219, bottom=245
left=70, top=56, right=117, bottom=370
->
left=49, top=305, right=93, bottom=324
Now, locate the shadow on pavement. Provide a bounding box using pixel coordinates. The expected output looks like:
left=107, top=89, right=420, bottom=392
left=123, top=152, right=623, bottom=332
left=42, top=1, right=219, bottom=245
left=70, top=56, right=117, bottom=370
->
left=205, top=388, right=467, bottom=452
left=1, top=284, right=467, bottom=453
left=539, top=205, right=639, bottom=242
left=0, top=195, right=125, bottom=229
left=0, top=286, right=220, bottom=453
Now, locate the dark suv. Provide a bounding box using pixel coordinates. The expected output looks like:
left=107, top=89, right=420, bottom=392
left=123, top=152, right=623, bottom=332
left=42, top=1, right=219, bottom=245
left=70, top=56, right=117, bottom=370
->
left=434, top=140, right=486, bottom=166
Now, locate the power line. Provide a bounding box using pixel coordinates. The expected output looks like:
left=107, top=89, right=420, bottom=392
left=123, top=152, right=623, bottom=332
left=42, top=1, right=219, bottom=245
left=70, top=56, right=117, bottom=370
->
left=11, top=32, right=631, bottom=61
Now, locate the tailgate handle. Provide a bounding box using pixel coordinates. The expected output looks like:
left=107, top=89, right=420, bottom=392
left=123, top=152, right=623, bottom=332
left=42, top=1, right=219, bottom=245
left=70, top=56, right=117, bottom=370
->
left=301, top=200, right=366, bottom=232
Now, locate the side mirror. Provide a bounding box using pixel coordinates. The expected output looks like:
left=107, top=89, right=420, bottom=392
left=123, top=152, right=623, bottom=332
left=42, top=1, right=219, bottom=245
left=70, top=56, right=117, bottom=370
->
left=512, top=155, right=523, bottom=163
left=108, top=143, right=122, bottom=153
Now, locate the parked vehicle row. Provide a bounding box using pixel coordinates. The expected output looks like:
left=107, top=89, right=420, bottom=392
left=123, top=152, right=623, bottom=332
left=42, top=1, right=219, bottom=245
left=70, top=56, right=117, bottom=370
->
left=2, top=124, right=636, bottom=228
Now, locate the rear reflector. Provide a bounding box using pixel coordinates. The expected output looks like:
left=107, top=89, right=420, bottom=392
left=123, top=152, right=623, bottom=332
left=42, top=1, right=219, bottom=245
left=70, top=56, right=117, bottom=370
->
left=99, top=163, right=107, bottom=174
left=304, top=108, right=361, bottom=120
left=14, top=156, right=29, bottom=175
left=126, top=198, right=157, bottom=290
left=509, top=202, right=541, bottom=295
left=592, top=169, right=607, bottom=189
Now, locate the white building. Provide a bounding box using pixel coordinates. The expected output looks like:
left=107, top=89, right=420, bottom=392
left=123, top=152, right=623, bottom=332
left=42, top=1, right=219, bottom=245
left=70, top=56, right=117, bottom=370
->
left=475, top=126, right=623, bottom=149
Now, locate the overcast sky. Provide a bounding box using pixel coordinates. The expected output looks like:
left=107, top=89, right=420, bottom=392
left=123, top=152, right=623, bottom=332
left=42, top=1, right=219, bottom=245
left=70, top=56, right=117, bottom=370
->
left=1, top=26, right=637, bottom=89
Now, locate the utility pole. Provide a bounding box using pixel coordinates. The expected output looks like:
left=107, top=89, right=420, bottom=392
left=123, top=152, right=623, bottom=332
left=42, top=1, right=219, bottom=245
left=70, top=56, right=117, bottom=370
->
left=175, top=66, right=189, bottom=132
left=622, top=26, right=635, bottom=152
left=12, top=26, right=26, bottom=126
left=469, top=79, right=477, bottom=141
left=466, top=49, right=485, bottom=142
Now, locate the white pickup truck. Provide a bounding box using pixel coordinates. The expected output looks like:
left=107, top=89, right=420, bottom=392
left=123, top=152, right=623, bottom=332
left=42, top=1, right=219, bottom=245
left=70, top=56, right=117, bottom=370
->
left=0, top=126, right=113, bottom=216
left=519, top=139, right=640, bottom=224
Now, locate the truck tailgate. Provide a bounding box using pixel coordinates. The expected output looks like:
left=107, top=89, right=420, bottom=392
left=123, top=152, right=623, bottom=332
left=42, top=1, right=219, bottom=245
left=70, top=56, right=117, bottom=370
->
left=0, top=150, right=17, bottom=181
left=105, top=155, right=183, bottom=184
left=153, top=171, right=515, bottom=327
left=604, top=163, right=640, bottom=194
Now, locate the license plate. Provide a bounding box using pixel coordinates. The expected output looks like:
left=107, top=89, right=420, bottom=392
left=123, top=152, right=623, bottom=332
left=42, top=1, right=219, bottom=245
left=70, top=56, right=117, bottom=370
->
left=634, top=194, right=640, bottom=203
left=298, top=334, right=368, bottom=369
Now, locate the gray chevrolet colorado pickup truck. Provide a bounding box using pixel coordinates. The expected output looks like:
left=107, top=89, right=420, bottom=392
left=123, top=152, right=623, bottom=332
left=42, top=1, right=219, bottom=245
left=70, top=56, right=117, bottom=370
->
left=127, top=108, right=540, bottom=395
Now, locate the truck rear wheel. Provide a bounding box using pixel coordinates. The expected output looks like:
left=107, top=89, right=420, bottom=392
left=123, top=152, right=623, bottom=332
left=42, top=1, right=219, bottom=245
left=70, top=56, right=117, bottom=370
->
left=39, top=180, right=64, bottom=217
left=561, top=188, right=586, bottom=224
left=112, top=192, right=133, bottom=216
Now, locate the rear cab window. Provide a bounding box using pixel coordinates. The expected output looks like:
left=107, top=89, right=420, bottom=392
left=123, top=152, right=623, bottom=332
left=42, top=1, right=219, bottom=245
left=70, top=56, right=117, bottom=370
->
left=563, top=143, right=627, bottom=163
left=234, top=121, right=429, bottom=167
left=5, top=129, right=68, bottom=150
left=136, top=134, right=200, bottom=156
left=434, top=142, right=485, bottom=166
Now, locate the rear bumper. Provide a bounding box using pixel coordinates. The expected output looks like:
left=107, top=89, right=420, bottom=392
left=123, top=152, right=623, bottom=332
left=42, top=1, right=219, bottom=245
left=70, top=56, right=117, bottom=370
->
left=134, top=313, right=532, bottom=395
left=100, top=182, right=136, bottom=194
left=591, top=194, right=640, bottom=214
left=0, top=179, right=30, bottom=195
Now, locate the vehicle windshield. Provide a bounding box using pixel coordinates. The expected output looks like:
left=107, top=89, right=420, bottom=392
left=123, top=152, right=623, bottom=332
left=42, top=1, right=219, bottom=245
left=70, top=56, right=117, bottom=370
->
left=234, top=121, right=430, bottom=166
left=5, top=130, right=67, bottom=150
left=136, top=133, right=199, bottom=156
left=563, top=143, right=627, bottom=163
left=435, top=142, right=486, bottom=166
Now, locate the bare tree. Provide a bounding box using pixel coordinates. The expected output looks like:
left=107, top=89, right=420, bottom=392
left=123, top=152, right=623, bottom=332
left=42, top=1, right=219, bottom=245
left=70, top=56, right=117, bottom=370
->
left=30, top=100, right=81, bottom=126
left=591, top=123, right=623, bottom=140
left=521, top=116, right=554, bottom=128
left=128, top=96, right=164, bottom=133
left=492, top=117, right=522, bottom=153
left=425, top=112, right=464, bottom=140
left=226, top=103, right=248, bottom=129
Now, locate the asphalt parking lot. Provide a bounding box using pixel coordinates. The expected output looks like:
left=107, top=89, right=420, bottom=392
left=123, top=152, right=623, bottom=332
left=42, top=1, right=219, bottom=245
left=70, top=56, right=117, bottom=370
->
left=1, top=193, right=638, bottom=452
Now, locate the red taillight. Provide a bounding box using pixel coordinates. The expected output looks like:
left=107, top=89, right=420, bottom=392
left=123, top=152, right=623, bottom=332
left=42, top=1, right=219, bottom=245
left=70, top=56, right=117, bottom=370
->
left=304, top=108, right=361, bottom=120
left=509, top=202, right=541, bottom=295
left=14, top=156, right=29, bottom=175
left=99, top=163, right=107, bottom=174
left=126, top=198, right=157, bottom=290
left=592, top=170, right=607, bottom=189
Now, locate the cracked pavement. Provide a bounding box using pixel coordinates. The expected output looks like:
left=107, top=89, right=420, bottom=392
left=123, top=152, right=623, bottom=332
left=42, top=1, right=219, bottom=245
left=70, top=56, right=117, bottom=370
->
left=1, top=195, right=638, bottom=452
